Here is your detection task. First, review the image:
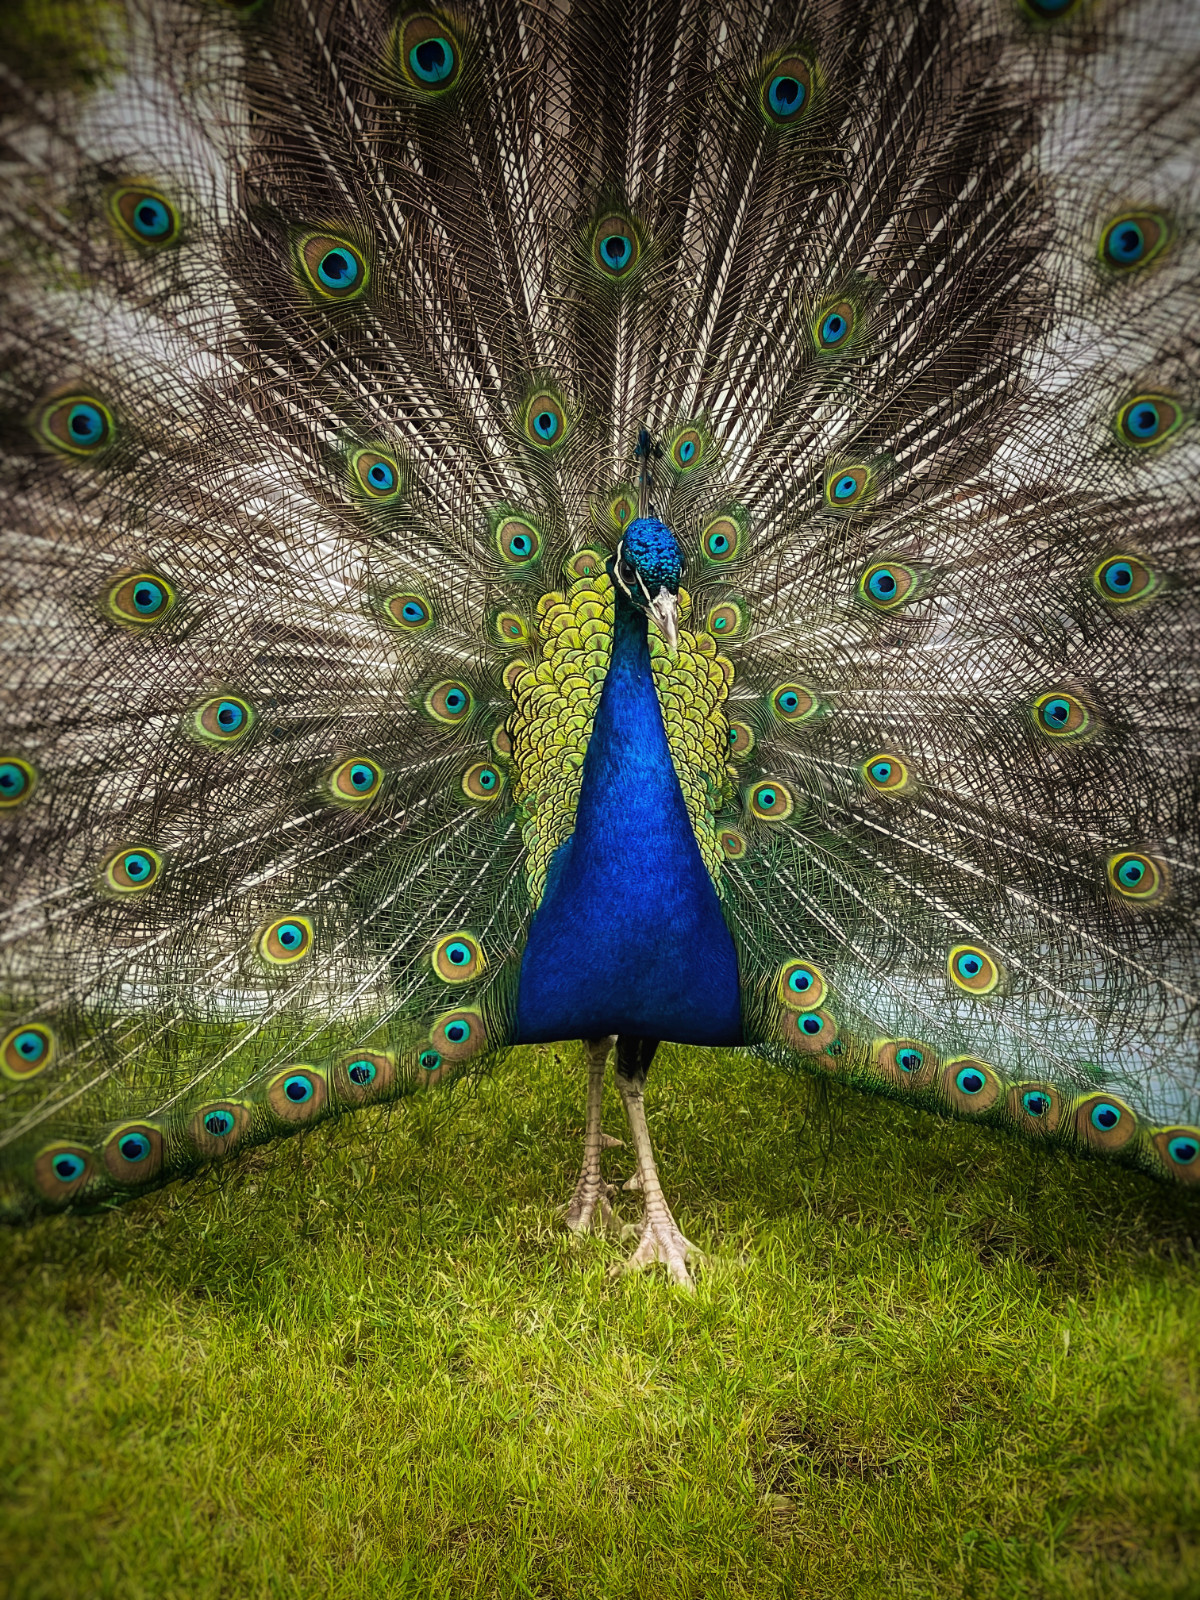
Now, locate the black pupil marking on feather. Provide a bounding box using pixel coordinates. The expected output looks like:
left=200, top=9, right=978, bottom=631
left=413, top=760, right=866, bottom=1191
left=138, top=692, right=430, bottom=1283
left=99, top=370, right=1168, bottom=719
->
left=958, top=1070, right=984, bottom=1094
left=480, top=770, right=496, bottom=788
left=1024, top=1093, right=1049, bottom=1117
left=320, top=250, right=353, bottom=284
left=120, top=1135, right=148, bottom=1161
left=959, top=955, right=980, bottom=976
left=800, top=1014, right=821, bottom=1035
left=447, top=1022, right=467, bottom=1041
left=54, top=1156, right=82, bottom=1180
left=510, top=534, right=531, bottom=556
left=898, top=1050, right=922, bottom=1071
left=369, top=464, right=392, bottom=488
left=411, top=38, right=451, bottom=82
left=348, top=1060, right=375, bottom=1085
left=285, top=1076, right=310, bottom=1102
left=420, top=1050, right=441, bottom=1070
left=789, top=970, right=811, bottom=992
left=769, top=75, right=802, bottom=115
left=446, top=691, right=465, bottom=712
left=1092, top=1104, right=1120, bottom=1130
left=403, top=602, right=425, bottom=622
left=534, top=411, right=556, bottom=437
left=1170, top=1138, right=1198, bottom=1164
left=206, top=1112, right=232, bottom=1136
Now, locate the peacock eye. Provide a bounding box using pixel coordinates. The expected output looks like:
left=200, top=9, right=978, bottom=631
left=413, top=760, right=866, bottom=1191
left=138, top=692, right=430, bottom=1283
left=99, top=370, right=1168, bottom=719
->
left=1100, top=212, right=1169, bottom=270
left=258, top=916, right=314, bottom=966
left=1116, top=393, right=1183, bottom=447
left=816, top=300, right=855, bottom=350
left=496, top=517, right=541, bottom=565
left=110, top=186, right=180, bottom=246
left=398, top=14, right=461, bottom=91
left=669, top=427, right=704, bottom=471
left=298, top=234, right=369, bottom=301
left=619, top=559, right=637, bottom=586
left=1107, top=851, right=1166, bottom=902
left=432, top=931, right=485, bottom=982
left=1032, top=690, right=1091, bottom=739
left=593, top=214, right=639, bottom=277
left=104, top=572, right=176, bottom=628
left=523, top=392, right=567, bottom=449
left=1093, top=553, right=1157, bottom=604
left=948, top=943, right=1002, bottom=995
left=329, top=757, right=383, bottom=803
left=425, top=680, right=474, bottom=723
left=36, top=394, right=114, bottom=456
left=2, top=1022, right=55, bottom=1082
left=419, top=1049, right=442, bottom=1072
left=462, top=762, right=505, bottom=802
left=102, top=847, right=162, bottom=894
left=0, top=757, right=36, bottom=808
left=858, top=560, right=916, bottom=610
left=826, top=465, right=871, bottom=507
left=760, top=54, right=815, bottom=126
left=352, top=448, right=402, bottom=501
left=862, top=753, right=910, bottom=794
left=385, top=593, right=433, bottom=632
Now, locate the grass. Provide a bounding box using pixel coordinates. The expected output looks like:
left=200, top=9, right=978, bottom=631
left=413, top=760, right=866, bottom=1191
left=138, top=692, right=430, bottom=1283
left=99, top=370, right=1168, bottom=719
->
left=2, top=1043, right=1198, bottom=1600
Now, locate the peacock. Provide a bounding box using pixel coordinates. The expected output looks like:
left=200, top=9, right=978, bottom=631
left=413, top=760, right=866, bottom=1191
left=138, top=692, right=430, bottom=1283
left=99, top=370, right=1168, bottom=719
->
left=2, top=0, right=1198, bottom=1288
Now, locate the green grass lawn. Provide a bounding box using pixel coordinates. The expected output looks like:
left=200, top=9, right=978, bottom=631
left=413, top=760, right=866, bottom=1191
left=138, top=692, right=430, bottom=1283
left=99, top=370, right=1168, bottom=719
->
left=2, top=1044, right=1198, bottom=1600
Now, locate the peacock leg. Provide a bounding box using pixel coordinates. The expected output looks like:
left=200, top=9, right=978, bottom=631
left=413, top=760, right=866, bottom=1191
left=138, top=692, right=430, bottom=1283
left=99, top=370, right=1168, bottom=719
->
left=614, top=1038, right=699, bottom=1289
left=564, top=1035, right=619, bottom=1235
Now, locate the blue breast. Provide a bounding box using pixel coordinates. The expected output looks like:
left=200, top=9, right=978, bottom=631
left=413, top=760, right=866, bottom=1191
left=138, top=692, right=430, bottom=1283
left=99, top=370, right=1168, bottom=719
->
left=516, top=594, right=743, bottom=1045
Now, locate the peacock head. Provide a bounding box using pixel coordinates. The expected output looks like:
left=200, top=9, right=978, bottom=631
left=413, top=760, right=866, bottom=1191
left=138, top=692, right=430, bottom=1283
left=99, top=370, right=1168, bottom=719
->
left=610, top=515, right=682, bottom=650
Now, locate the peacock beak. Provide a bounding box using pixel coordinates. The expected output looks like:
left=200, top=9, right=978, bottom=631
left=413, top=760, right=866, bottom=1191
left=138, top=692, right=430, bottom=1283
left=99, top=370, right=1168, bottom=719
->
left=647, top=588, right=680, bottom=652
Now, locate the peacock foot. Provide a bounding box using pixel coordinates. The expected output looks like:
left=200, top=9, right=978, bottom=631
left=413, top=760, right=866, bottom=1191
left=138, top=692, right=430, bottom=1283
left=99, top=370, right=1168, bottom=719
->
left=617, top=1201, right=700, bottom=1290
left=564, top=1133, right=623, bottom=1235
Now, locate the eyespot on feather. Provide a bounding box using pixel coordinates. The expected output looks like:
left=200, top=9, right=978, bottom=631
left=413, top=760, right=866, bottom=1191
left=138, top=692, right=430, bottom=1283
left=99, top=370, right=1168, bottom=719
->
left=862, top=753, right=911, bottom=795
left=462, top=761, right=505, bottom=802
left=1032, top=691, right=1091, bottom=740
left=496, top=517, right=541, bottom=566
left=777, top=960, right=827, bottom=1010
left=34, top=1143, right=95, bottom=1202
left=727, top=721, right=755, bottom=759
left=706, top=601, right=747, bottom=640
left=1099, top=212, right=1170, bottom=270
left=1072, top=1093, right=1137, bottom=1153
left=266, top=1065, right=328, bottom=1124
left=1153, top=1127, right=1200, bottom=1184
left=334, top=1050, right=398, bottom=1105
left=104, top=572, right=176, bottom=628
left=747, top=780, right=794, bottom=822
left=760, top=52, right=815, bottom=127
left=1107, top=851, right=1167, bottom=903
left=296, top=233, right=369, bottom=301
left=699, top=515, right=742, bottom=564
left=718, top=828, right=747, bottom=860
left=1115, top=393, right=1184, bottom=448
left=1005, top=1081, right=1062, bottom=1133
left=2, top=1023, right=55, bottom=1082
left=781, top=1007, right=837, bottom=1053
left=430, top=1008, right=486, bottom=1061
left=825, top=464, right=871, bottom=509
left=939, top=1057, right=1003, bottom=1114
left=188, top=1101, right=251, bottom=1159
left=523, top=392, right=568, bottom=450
left=591, top=213, right=640, bottom=278
left=948, top=943, right=1003, bottom=995
left=385, top=593, right=434, bottom=632
left=328, top=757, right=383, bottom=805
left=431, top=932, right=485, bottom=983
left=109, top=185, right=180, bottom=247
left=102, top=1122, right=164, bottom=1183
left=36, top=394, right=114, bottom=456
left=101, top=846, right=162, bottom=894
left=351, top=447, right=402, bottom=501
left=396, top=13, right=462, bottom=93
left=190, top=695, right=255, bottom=744
left=257, top=916, right=314, bottom=966
left=0, top=757, right=37, bottom=808
left=425, top=680, right=474, bottom=724
left=858, top=560, right=916, bottom=610
left=875, top=1038, right=937, bottom=1088
left=1092, top=554, right=1158, bottom=605
left=769, top=683, right=817, bottom=723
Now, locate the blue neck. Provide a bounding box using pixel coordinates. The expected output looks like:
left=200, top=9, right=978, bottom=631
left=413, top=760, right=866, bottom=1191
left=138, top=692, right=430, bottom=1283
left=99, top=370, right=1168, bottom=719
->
left=515, top=588, right=742, bottom=1044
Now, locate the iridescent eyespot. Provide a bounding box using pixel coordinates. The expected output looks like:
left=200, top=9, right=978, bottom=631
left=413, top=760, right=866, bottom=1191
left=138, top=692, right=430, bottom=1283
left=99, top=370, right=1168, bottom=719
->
left=1107, top=851, right=1165, bottom=903
left=432, top=931, right=484, bottom=983
left=2, top=1022, right=54, bottom=1082
left=425, top=680, right=473, bottom=723
left=748, top=780, right=794, bottom=821
left=826, top=465, right=870, bottom=507
left=0, top=757, right=36, bottom=808
left=497, top=517, right=541, bottom=565
left=1074, top=1094, right=1136, bottom=1151
left=1032, top=691, right=1090, bottom=739
left=1093, top=554, right=1157, bottom=604
left=192, top=695, right=255, bottom=744
left=430, top=1008, right=486, bottom=1060
left=777, top=959, right=826, bottom=1010
left=567, top=547, right=607, bottom=579
left=1116, top=394, right=1183, bottom=448
left=862, top=753, right=910, bottom=794
left=1155, top=1128, right=1200, bottom=1183
left=669, top=428, right=704, bottom=471
left=719, top=828, right=747, bottom=860
left=105, top=572, right=176, bottom=627
left=495, top=611, right=529, bottom=646
left=948, top=943, right=1002, bottom=995
left=593, top=214, right=640, bottom=277
left=1024, top=1091, right=1050, bottom=1117
left=463, top=761, right=505, bottom=802
left=385, top=593, right=433, bottom=632
left=34, top=1143, right=93, bottom=1200
left=36, top=394, right=113, bottom=455
left=877, top=1038, right=934, bottom=1084
left=761, top=53, right=814, bottom=126
left=419, top=1048, right=443, bottom=1072
left=189, top=1100, right=250, bottom=1157
left=102, top=846, right=162, bottom=894
left=335, top=1049, right=397, bottom=1103
left=258, top=915, right=314, bottom=966
left=329, top=757, right=383, bottom=803
left=700, top=516, right=741, bottom=564
left=523, top=392, right=567, bottom=449
left=110, top=185, right=180, bottom=246
left=727, top=721, right=755, bottom=758
left=706, top=601, right=746, bottom=639
left=1100, top=211, right=1169, bottom=270
left=297, top=234, right=368, bottom=301
left=770, top=683, right=817, bottom=724
left=1021, top=0, right=1082, bottom=18
left=397, top=14, right=461, bottom=91
left=102, top=1122, right=164, bottom=1183
left=782, top=1008, right=837, bottom=1053
left=816, top=300, right=854, bottom=350
left=941, top=1057, right=1002, bottom=1114
left=352, top=448, right=402, bottom=501
left=267, top=1066, right=327, bottom=1122
left=858, top=561, right=915, bottom=609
